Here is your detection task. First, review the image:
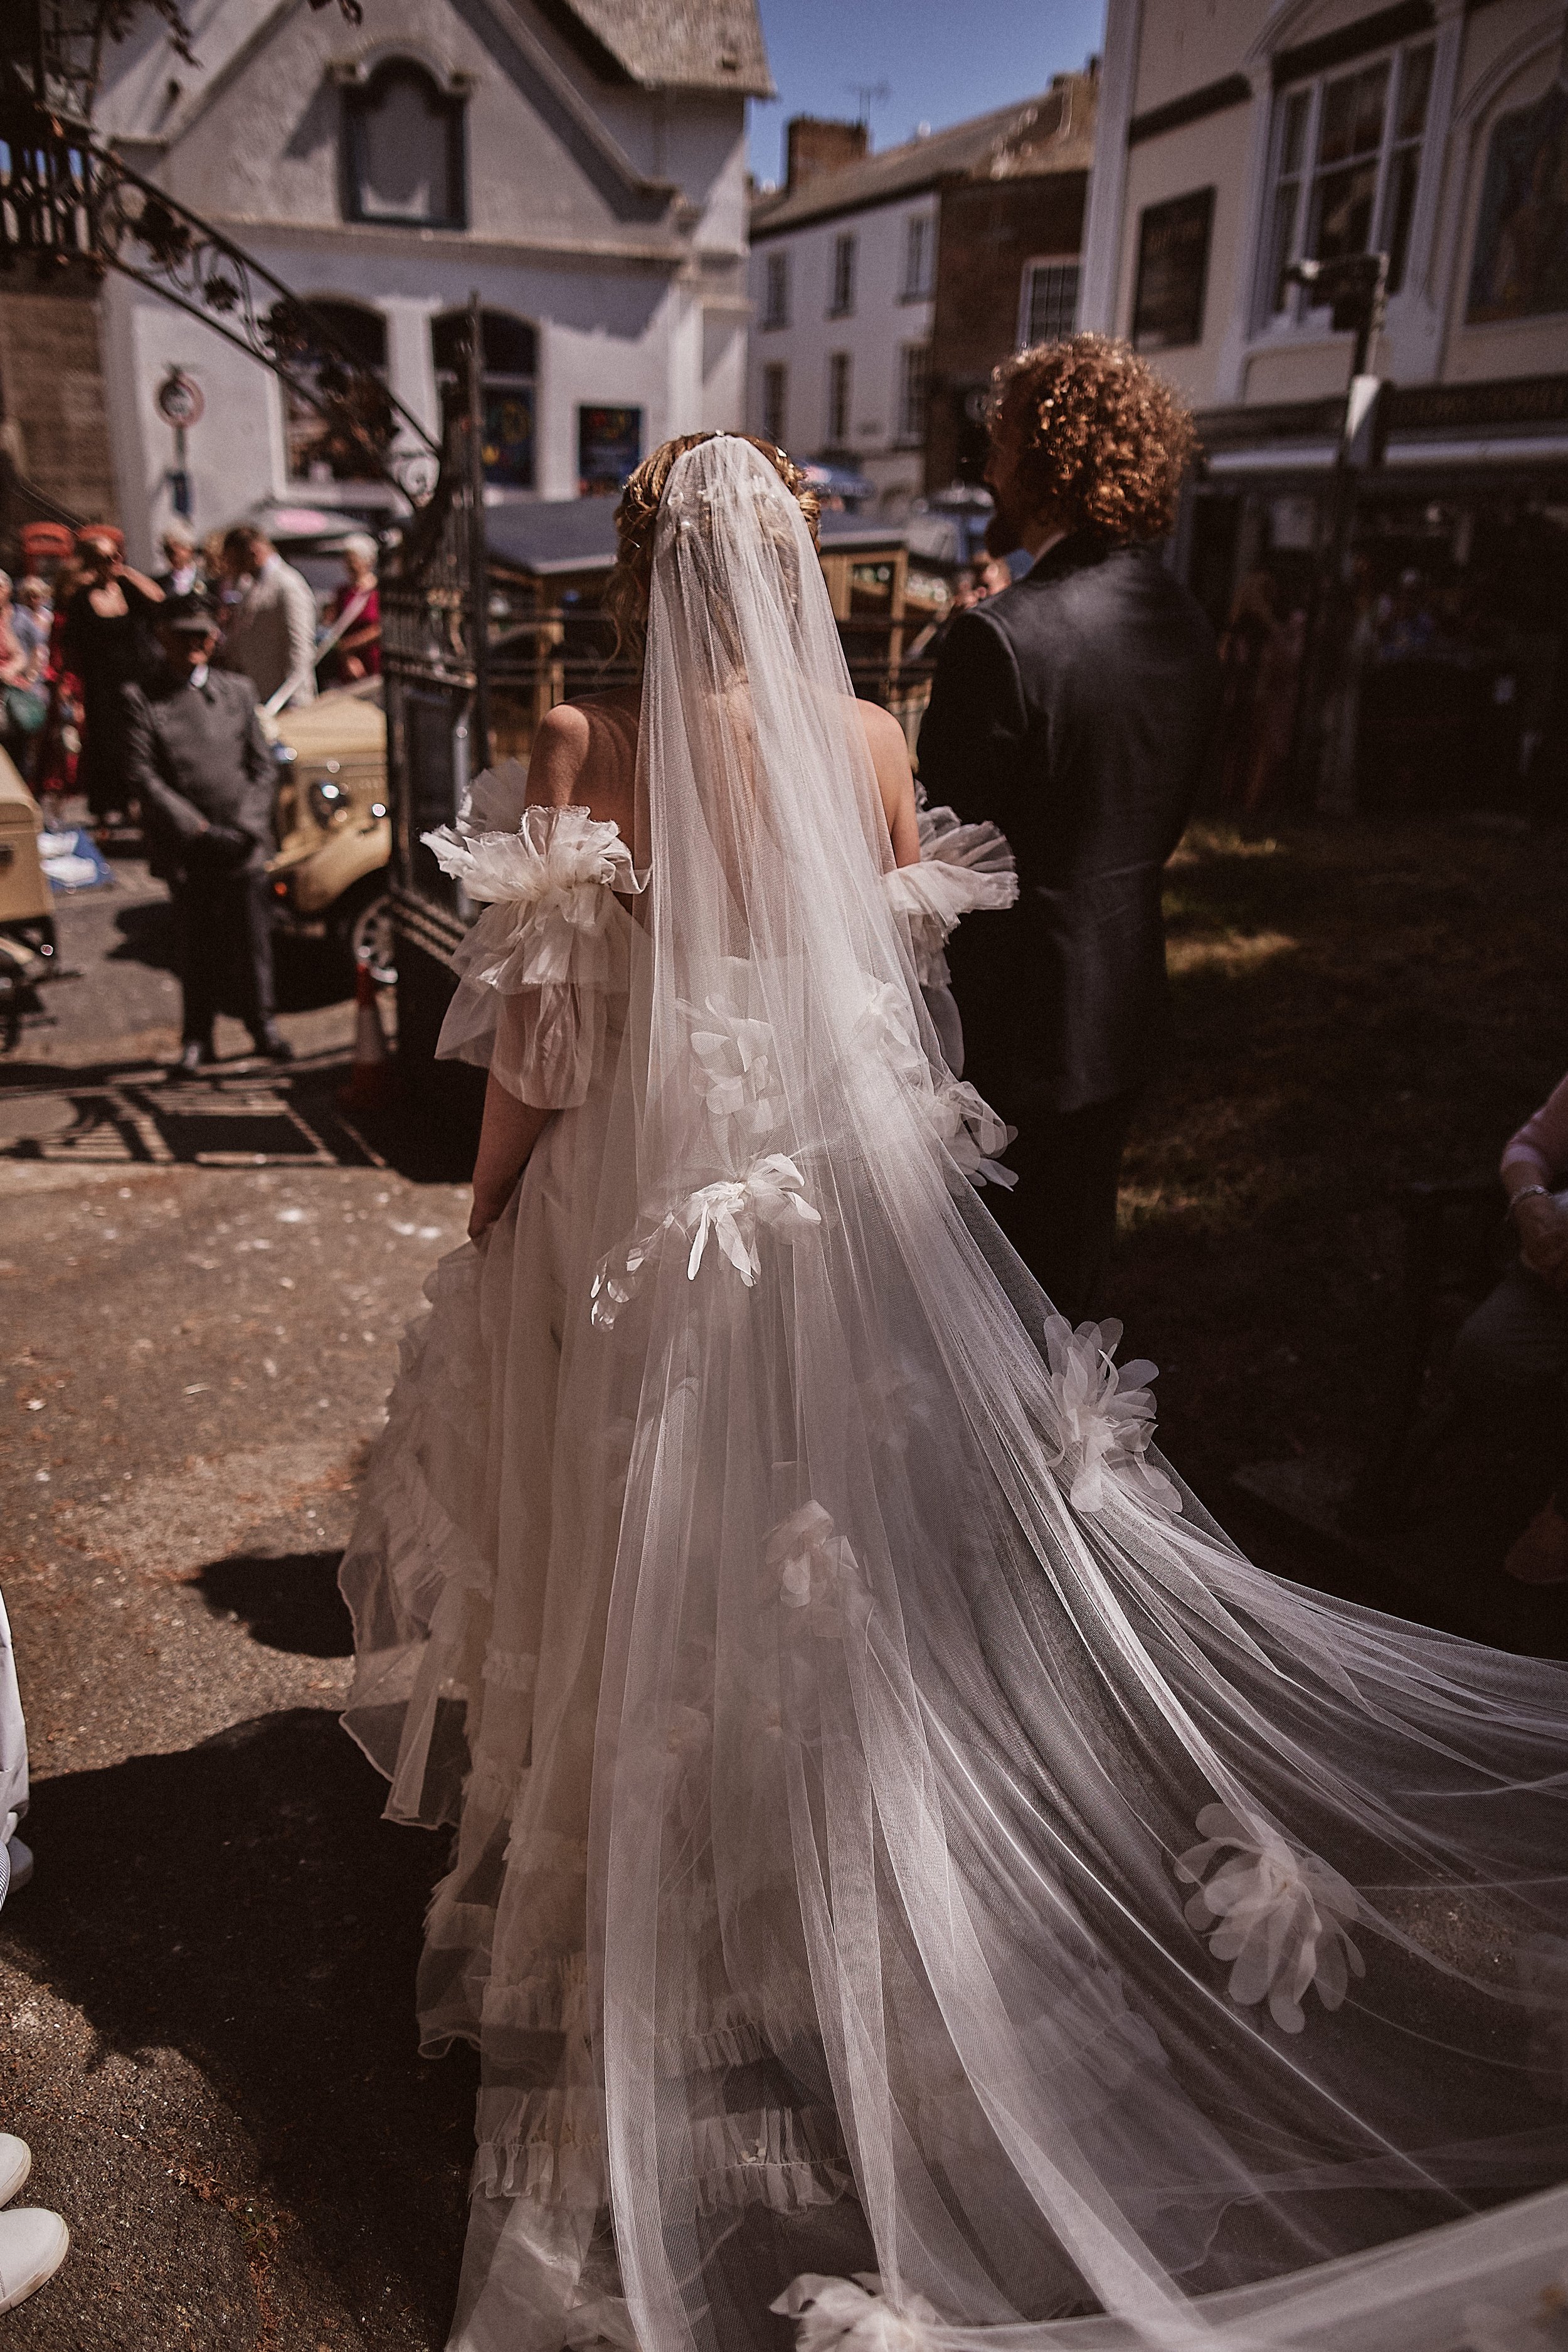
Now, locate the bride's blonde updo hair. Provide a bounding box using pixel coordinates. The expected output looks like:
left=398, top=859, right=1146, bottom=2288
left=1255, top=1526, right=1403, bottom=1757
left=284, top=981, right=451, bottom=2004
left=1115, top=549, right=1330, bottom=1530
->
left=604, top=432, right=820, bottom=662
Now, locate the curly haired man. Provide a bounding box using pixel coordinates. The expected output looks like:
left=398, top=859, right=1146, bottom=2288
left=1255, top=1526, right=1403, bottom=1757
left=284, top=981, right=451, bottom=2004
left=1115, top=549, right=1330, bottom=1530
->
left=918, top=334, right=1221, bottom=1322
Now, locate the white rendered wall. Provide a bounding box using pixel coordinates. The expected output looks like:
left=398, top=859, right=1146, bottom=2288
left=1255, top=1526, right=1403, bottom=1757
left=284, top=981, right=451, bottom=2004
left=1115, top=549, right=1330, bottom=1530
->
left=747, top=193, right=938, bottom=478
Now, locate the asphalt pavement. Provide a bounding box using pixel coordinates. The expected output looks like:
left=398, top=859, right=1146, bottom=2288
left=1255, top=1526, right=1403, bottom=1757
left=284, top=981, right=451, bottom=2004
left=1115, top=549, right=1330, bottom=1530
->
left=1, top=854, right=480, bottom=2347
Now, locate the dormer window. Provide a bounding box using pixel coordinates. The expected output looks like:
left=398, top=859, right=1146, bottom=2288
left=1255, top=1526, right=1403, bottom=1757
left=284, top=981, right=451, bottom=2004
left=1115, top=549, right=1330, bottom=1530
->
left=344, top=61, right=466, bottom=230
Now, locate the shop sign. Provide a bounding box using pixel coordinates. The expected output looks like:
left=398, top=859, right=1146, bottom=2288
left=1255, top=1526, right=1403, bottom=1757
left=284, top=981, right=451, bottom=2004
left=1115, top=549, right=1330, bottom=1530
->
left=1132, top=188, right=1214, bottom=352
left=1389, top=373, right=1568, bottom=435
left=155, top=370, right=204, bottom=428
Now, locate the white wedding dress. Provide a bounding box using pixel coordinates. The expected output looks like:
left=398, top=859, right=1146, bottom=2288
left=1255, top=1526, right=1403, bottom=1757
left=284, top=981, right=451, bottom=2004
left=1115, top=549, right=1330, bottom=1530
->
left=341, top=439, right=1568, bottom=2352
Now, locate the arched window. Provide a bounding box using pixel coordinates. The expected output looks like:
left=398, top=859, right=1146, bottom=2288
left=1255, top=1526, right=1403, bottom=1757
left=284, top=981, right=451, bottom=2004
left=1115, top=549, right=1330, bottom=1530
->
left=432, top=309, right=538, bottom=490
left=344, top=61, right=465, bottom=230
left=283, top=298, right=391, bottom=483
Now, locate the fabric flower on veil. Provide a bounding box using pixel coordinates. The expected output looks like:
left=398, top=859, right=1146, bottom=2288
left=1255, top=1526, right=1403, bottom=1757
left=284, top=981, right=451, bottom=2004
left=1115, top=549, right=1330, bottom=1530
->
left=591, top=1153, right=822, bottom=1328
left=766, top=1503, right=870, bottom=1638
left=1176, top=1804, right=1366, bottom=2034
left=772, top=2273, right=941, bottom=2352
left=423, top=802, right=640, bottom=996
left=687, top=997, right=781, bottom=1150
left=1039, top=1316, right=1180, bottom=1517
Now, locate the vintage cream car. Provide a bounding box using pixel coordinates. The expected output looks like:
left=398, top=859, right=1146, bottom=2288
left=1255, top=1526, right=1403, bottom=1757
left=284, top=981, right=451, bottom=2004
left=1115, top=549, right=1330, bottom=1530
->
left=265, top=684, right=393, bottom=982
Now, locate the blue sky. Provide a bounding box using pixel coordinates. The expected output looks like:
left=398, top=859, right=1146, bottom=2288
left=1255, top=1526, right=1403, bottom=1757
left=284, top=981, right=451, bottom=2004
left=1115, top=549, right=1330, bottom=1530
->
left=747, top=0, right=1108, bottom=186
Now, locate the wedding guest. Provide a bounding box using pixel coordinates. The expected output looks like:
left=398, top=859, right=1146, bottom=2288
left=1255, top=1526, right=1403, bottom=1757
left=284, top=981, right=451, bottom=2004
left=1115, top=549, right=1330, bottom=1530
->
left=122, top=595, right=290, bottom=1073
left=0, top=575, right=46, bottom=780
left=35, top=559, right=83, bottom=806
left=917, top=334, right=1219, bottom=1321
left=1453, top=1070, right=1568, bottom=1584
left=216, top=526, right=318, bottom=709
left=322, top=534, right=381, bottom=685
left=155, top=522, right=203, bottom=601
left=61, top=527, right=164, bottom=823
left=11, top=578, right=51, bottom=679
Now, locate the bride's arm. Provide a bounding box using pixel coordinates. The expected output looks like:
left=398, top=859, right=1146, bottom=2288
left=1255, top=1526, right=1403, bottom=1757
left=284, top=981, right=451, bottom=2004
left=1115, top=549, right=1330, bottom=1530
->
left=857, top=701, right=921, bottom=867
left=470, top=1074, right=554, bottom=1239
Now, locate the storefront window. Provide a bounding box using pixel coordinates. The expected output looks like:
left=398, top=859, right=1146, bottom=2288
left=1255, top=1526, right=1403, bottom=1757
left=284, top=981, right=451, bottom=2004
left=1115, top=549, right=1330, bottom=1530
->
left=578, top=406, right=642, bottom=497
left=431, top=309, right=536, bottom=490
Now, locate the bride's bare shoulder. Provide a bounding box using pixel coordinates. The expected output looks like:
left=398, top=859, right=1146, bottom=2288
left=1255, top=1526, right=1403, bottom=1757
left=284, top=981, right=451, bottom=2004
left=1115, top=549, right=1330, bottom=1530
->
left=526, top=689, right=640, bottom=820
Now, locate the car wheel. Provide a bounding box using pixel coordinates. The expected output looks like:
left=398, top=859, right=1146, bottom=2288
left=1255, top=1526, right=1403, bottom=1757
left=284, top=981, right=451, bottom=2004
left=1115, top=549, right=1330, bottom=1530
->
left=334, top=886, right=396, bottom=988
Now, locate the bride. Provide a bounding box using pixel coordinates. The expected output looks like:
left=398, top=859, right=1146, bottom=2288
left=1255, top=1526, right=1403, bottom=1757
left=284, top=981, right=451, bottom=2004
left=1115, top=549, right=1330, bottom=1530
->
left=340, top=432, right=1568, bottom=2352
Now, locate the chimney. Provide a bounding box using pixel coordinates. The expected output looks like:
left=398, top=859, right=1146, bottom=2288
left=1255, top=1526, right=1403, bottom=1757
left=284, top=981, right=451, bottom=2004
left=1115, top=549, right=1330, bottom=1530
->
left=785, top=117, right=868, bottom=195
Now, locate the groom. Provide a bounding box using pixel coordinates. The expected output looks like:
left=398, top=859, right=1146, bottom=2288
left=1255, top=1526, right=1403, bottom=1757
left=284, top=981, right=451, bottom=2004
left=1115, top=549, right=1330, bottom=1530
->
left=917, top=336, right=1220, bottom=1323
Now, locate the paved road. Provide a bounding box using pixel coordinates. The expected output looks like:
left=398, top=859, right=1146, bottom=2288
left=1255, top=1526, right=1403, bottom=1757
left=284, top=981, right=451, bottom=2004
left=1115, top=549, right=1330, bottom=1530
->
left=1, top=856, right=479, bottom=2346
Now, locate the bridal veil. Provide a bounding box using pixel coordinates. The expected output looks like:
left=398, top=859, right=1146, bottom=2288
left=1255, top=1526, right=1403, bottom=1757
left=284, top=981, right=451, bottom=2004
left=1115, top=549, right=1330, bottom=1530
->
left=354, top=437, right=1568, bottom=2352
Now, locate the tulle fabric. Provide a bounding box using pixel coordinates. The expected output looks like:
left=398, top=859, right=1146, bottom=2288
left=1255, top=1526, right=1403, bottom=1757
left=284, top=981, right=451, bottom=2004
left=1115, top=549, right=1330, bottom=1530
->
left=342, top=437, right=1568, bottom=2352
left=425, top=769, right=646, bottom=1110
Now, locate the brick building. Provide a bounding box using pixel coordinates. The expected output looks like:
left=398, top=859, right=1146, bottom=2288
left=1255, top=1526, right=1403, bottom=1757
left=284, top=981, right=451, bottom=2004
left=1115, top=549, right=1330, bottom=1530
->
left=925, top=77, right=1096, bottom=489
left=0, top=273, right=119, bottom=553
left=748, top=70, right=1096, bottom=515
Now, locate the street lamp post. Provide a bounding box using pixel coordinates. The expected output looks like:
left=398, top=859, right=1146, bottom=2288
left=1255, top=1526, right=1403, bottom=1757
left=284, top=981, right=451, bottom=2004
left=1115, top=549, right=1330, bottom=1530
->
left=1286, top=250, right=1391, bottom=811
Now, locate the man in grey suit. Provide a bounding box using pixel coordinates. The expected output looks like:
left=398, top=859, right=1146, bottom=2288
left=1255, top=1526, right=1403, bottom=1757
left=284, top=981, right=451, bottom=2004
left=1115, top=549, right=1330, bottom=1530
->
left=122, top=595, right=292, bottom=1074
left=216, top=526, right=318, bottom=709
left=918, top=336, right=1220, bottom=1322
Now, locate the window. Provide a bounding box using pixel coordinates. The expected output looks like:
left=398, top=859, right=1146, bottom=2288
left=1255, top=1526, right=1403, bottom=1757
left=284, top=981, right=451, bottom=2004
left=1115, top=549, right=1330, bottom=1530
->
left=344, top=60, right=465, bottom=230
left=1131, top=191, right=1214, bottom=352
left=761, top=250, right=790, bottom=330
left=282, top=298, right=391, bottom=482
left=1262, top=39, right=1435, bottom=320
left=432, top=309, right=537, bottom=489
left=902, top=214, right=934, bottom=300
left=761, top=361, right=788, bottom=448
left=829, top=232, right=856, bottom=317
left=578, top=406, right=642, bottom=497
left=826, top=351, right=851, bottom=447
left=896, top=345, right=929, bottom=445
left=1019, top=260, right=1079, bottom=347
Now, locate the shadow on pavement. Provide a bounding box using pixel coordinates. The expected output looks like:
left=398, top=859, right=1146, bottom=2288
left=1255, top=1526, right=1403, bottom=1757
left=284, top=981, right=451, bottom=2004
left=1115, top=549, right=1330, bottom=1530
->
left=107, top=896, right=178, bottom=977
left=107, top=897, right=354, bottom=1019
left=0, top=1709, right=473, bottom=2341
left=195, top=1550, right=355, bottom=1658
left=0, top=1051, right=475, bottom=1183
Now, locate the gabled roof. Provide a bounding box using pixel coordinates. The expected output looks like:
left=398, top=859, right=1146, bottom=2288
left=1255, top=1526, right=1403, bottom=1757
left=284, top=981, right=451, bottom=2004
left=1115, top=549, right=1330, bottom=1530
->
left=539, top=0, right=773, bottom=98
left=750, top=78, right=1095, bottom=240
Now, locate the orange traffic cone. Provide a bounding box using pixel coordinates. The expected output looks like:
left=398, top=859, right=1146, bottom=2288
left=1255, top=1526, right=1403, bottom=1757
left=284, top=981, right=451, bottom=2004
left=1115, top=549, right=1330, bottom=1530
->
left=338, top=957, right=395, bottom=1113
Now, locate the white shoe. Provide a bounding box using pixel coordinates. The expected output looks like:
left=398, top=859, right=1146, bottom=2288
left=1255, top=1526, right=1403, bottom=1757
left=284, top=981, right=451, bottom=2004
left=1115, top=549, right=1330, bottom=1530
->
left=0, top=2208, right=68, bottom=2310
left=0, top=2138, right=29, bottom=2208
left=5, top=1840, right=32, bottom=1894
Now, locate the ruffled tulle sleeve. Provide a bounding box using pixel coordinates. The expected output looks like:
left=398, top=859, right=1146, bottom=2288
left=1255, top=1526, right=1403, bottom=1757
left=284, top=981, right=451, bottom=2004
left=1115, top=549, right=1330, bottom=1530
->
left=883, top=798, right=1019, bottom=990
left=423, top=771, right=644, bottom=1110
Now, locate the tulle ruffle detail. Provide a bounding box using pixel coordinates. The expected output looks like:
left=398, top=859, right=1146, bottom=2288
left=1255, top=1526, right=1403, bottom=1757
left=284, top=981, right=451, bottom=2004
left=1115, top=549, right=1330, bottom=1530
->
left=425, top=779, right=645, bottom=1108
left=883, top=798, right=1018, bottom=988
left=475, top=2087, right=851, bottom=2218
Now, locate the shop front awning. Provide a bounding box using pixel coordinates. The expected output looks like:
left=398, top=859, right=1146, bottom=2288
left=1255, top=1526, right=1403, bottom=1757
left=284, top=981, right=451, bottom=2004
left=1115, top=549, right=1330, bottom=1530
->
left=1196, top=371, right=1568, bottom=485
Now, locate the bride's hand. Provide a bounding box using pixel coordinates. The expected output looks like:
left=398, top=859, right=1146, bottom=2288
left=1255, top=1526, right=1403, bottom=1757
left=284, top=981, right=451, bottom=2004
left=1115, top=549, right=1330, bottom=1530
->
left=469, top=1186, right=507, bottom=1242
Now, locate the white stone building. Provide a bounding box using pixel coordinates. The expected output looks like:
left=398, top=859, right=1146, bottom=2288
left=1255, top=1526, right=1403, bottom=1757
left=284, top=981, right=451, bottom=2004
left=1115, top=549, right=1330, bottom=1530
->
left=90, top=0, right=771, bottom=566
left=746, top=119, right=947, bottom=515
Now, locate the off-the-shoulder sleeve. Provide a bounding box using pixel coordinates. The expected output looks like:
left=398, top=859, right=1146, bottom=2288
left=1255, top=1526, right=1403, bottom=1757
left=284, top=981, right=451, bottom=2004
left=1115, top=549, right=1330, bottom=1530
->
left=423, top=793, right=644, bottom=1110
left=883, top=799, right=1019, bottom=988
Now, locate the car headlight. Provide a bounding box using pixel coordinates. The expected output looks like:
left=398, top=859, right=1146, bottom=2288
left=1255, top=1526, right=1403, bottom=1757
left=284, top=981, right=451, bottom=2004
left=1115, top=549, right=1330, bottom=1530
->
left=309, top=775, right=349, bottom=825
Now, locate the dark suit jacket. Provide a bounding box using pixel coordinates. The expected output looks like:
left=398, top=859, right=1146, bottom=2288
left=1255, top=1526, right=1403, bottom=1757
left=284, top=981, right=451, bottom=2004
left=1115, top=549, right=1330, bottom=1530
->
left=120, top=668, right=276, bottom=881
left=917, top=535, right=1220, bottom=1118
